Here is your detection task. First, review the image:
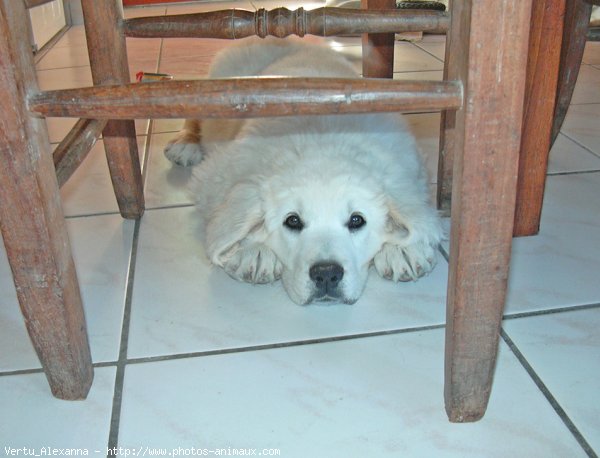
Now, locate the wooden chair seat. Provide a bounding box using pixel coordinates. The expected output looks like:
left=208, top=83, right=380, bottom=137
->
left=1, top=0, right=588, bottom=422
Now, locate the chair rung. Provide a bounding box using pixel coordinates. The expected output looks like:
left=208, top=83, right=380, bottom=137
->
left=53, top=118, right=107, bottom=187
left=122, top=7, right=450, bottom=39
left=28, top=77, right=463, bottom=120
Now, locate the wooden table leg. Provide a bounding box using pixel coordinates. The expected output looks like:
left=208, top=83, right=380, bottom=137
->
left=361, top=0, right=396, bottom=78
left=81, top=0, right=144, bottom=219
left=513, top=0, right=567, bottom=237
left=0, top=0, right=92, bottom=399
left=444, top=0, right=532, bottom=422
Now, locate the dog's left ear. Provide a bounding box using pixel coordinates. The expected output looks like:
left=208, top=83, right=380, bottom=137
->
left=383, top=197, right=445, bottom=247
left=205, top=181, right=265, bottom=267
left=383, top=199, right=412, bottom=244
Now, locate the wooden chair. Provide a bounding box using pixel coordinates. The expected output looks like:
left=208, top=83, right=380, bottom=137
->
left=513, top=0, right=600, bottom=236
left=360, top=0, right=599, bottom=238
left=1, top=0, right=534, bottom=422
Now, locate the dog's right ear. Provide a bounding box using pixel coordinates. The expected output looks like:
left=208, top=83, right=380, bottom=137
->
left=205, top=181, right=266, bottom=267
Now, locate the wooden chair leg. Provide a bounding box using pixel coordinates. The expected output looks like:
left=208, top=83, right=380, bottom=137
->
left=513, top=0, right=566, bottom=237
left=444, top=0, right=532, bottom=422
left=436, top=3, right=457, bottom=215
left=81, top=0, right=144, bottom=219
left=0, top=0, right=92, bottom=399
left=551, top=0, right=594, bottom=143
left=361, top=0, right=396, bottom=78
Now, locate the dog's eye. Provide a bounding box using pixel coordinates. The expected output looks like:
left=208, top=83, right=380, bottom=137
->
left=283, top=213, right=304, bottom=231
left=347, top=213, right=366, bottom=231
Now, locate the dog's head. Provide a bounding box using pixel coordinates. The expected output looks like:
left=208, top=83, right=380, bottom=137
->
left=205, top=160, right=412, bottom=305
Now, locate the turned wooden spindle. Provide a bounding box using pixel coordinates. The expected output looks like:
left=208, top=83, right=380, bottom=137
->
left=122, top=7, right=450, bottom=39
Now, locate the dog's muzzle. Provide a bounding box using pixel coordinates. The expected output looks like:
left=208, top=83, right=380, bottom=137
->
left=309, top=261, right=344, bottom=302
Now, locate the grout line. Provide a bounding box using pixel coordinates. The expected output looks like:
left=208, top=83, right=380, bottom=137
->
left=0, top=326, right=446, bottom=380
left=94, top=361, right=119, bottom=369
left=503, top=302, right=600, bottom=321
left=500, top=329, right=598, bottom=458
left=37, top=63, right=90, bottom=72
left=156, top=35, right=166, bottom=73
left=0, top=361, right=118, bottom=378
left=568, top=101, right=600, bottom=106
left=0, top=368, right=45, bottom=377
left=412, top=42, right=444, bottom=64
left=151, top=128, right=180, bottom=135
left=2, top=302, right=599, bottom=378
left=559, top=131, right=600, bottom=160
left=141, top=123, right=154, bottom=184
left=393, top=68, right=443, bottom=74
left=144, top=203, right=195, bottom=212
left=106, top=217, right=142, bottom=454
left=438, top=243, right=449, bottom=263
left=124, top=323, right=447, bottom=366
left=412, top=51, right=444, bottom=66
left=548, top=169, right=600, bottom=176
left=65, top=211, right=121, bottom=219
left=33, top=25, right=71, bottom=64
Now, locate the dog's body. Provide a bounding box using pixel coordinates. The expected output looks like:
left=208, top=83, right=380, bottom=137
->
left=165, top=38, right=443, bottom=305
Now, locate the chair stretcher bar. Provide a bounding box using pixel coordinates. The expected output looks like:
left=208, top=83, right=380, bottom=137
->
left=122, top=8, right=450, bottom=39
left=28, top=77, right=463, bottom=119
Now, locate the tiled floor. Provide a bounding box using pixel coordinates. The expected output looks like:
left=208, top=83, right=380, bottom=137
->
left=1, top=2, right=600, bottom=457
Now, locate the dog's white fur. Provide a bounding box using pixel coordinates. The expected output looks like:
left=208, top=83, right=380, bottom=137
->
left=165, top=38, right=443, bottom=305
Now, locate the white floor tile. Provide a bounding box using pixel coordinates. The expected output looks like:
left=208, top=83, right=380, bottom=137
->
left=506, top=173, right=600, bottom=313
left=440, top=172, right=600, bottom=314
left=45, top=118, right=150, bottom=144
left=0, top=215, right=134, bottom=370
left=36, top=65, right=93, bottom=91
left=393, top=70, right=444, bottom=81
left=118, top=330, right=584, bottom=457
left=414, top=40, right=446, bottom=61
left=571, top=65, right=600, bottom=105
left=548, top=133, right=600, bottom=174
left=128, top=207, right=448, bottom=358
left=561, top=103, right=600, bottom=156
left=582, top=41, right=600, bottom=65
left=504, top=308, right=600, bottom=451
left=393, top=42, right=444, bottom=72
left=60, top=137, right=147, bottom=217
left=333, top=41, right=444, bottom=75
left=0, top=367, right=115, bottom=450
left=36, top=45, right=90, bottom=70
left=52, top=25, right=86, bottom=49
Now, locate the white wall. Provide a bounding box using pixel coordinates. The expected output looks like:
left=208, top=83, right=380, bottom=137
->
left=28, top=0, right=67, bottom=50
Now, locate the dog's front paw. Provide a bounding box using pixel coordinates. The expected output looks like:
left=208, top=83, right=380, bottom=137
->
left=222, top=244, right=282, bottom=284
left=164, top=136, right=205, bottom=167
left=374, top=241, right=438, bottom=282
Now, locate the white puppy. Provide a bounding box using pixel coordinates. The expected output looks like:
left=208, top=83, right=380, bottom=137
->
left=165, top=38, right=443, bottom=305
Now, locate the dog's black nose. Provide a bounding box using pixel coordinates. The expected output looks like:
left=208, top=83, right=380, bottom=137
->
left=310, top=262, right=344, bottom=292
